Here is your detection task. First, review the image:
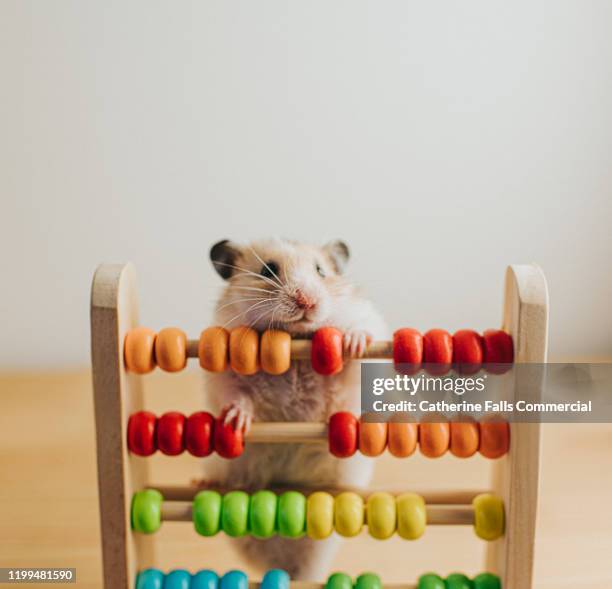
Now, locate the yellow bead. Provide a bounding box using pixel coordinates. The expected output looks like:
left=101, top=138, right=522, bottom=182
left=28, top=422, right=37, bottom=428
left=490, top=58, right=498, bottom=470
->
left=334, top=492, right=364, bottom=537
left=306, top=492, right=334, bottom=539
left=473, top=493, right=505, bottom=541
left=396, top=492, right=426, bottom=540
left=366, top=492, right=396, bottom=540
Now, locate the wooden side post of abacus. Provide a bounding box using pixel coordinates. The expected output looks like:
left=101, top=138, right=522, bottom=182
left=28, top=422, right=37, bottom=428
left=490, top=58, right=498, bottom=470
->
left=91, top=264, right=152, bottom=589
left=486, top=265, right=549, bottom=589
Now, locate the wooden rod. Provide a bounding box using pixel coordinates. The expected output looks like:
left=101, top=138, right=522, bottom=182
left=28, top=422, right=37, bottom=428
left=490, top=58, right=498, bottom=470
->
left=247, top=422, right=327, bottom=443
left=185, top=339, right=394, bottom=360
left=157, top=484, right=485, bottom=505
left=161, top=501, right=474, bottom=526
left=248, top=583, right=417, bottom=589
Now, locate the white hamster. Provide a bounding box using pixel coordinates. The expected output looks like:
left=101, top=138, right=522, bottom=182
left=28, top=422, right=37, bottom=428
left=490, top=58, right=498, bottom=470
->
left=204, top=237, right=388, bottom=580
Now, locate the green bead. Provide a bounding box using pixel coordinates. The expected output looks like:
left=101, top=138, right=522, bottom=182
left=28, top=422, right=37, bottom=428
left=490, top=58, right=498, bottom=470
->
left=193, top=491, right=222, bottom=536
left=417, top=574, right=445, bottom=589
left=446, top=573, right=473, bottom=589
left=222, top=491, right=250, bottom=537
left=277, top=491, right=306, bottom=538
left=249, top=490, right=278, bottom=538
left=325, top=573, right=353, bottom=589
left=355, top=573, right=382, bottom=589
left=131, top=489, right=163, bottom=534
left=473, top=573, right=501, bottom=589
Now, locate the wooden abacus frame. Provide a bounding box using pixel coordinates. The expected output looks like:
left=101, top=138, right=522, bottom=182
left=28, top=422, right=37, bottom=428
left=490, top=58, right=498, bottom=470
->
left=91, top=263, right=548, bottom=589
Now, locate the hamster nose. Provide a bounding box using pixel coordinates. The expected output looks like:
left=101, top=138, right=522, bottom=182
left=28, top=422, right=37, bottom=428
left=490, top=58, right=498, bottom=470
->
left=294, top=290, right=316, bottom=310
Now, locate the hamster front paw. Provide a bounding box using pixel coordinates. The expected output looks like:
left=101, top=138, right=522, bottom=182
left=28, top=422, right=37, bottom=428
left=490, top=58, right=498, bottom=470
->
left=343, top=330, right=373, bottom=358
left=222, top=400, right=253, bottom=434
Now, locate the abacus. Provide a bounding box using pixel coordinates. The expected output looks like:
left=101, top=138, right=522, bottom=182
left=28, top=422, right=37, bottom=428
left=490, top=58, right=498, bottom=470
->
left=91, top=263, right=548, bottom=589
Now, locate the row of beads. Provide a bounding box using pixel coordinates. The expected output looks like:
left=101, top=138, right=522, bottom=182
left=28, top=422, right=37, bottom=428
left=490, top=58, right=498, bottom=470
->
left=136, top=570, right=501, bottom=589
left=124, top=326, right=513, bottom=376
left=131, top=489, right=504, bottom=541
left=328, top=412, right=509, bottom=459
left=127, top=410, right=509, bottom=460
left=136, top=569, right=288, bottom=589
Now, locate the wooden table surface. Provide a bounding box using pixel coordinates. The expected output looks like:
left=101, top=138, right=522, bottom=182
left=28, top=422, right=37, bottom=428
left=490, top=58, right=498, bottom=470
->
left=1, top=370, right=611, bottom=588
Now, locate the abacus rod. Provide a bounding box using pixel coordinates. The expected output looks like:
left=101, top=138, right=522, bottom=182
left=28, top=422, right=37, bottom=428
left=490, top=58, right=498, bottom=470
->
left=160, top=501, right=474, bottom=525
left=157, top=484, right=485, bottom=505
left=185, top=339, right=395, bottom=360
left=247, top=422, right=327, bottom=443
left=248, top=584, right=417, bottom=589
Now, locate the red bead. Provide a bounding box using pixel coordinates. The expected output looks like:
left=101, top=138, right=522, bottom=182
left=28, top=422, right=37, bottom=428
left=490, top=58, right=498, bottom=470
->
left=127, top=411, right=157, bottom=456
left=453, top=329, right=483, bottom=374
left=393, top=328, right=423, bottom=374
left=328, top=412, right=358, bottom=458
left=482, top=329, right=514, bottom=374
left=422, top=329, right=453, bottom=375
left=311, top=327, right=344, bottom=375
left=214, top=414, right=244, bottom=459
left=156, top=412, right=186, bottom=456
left=185, top=412, right=215, bottom=457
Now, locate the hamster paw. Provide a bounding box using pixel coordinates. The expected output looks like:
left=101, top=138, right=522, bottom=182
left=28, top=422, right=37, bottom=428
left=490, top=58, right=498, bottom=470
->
left=222, top=400, right=253, bottom=434
left=343, top=330, right=373, bottom=358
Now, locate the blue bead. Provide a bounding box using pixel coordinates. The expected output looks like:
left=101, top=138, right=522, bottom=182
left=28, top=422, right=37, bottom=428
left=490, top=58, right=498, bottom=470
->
left=192, top=570, right=220, bottom=589
left=261, top=569, right=290, bottom=589
left=163, top=569, right=191, bottom=589
left=220, top=570, right=248, bottom=589
left=136, top=569, right=164, bottom=589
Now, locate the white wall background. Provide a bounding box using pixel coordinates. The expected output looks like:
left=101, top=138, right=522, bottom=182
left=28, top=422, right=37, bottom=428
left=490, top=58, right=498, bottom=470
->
left=2, top=1, right=612, bottom=369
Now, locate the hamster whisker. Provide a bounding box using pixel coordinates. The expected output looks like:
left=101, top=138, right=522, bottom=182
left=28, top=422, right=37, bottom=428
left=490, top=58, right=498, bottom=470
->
left=214, top=261, right=281, bottom=289
left=247, top=246, right=285, bottom=289
left=229, top=285, right=280, bottom=295
left=222, top=299, right=276, bottom=329
left=215, top=297, right=274, bottom=313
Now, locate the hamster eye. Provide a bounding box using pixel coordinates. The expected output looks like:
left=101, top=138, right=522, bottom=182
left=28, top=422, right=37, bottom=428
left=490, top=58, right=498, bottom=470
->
left=316, top=263, right=326, bottom=278
left=260, top=261, right=279, bottom=279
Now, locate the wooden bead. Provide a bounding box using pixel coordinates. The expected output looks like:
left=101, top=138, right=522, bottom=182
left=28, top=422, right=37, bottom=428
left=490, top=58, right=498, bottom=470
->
left=366, top=492, right=396, bottom=539
left=220, top=572, right=248, bottom=589
left=482, top=329, right=514, bottom=374
left=473, top=573, right=501, bottom=589
left=393, top=328, right=423, bottom=374
left=277, top=491, right=306, bottom=538
left=185, top=412, right=214, bottom=457
left=479, top=418, right=510, bottom=459
left=311, top=327, right=344, bottom=375
left=221, top=491, right=250, bottom=537
left=328, top=412, right=358, bottom=458
left=422, top=329, right=453, bottom=375
left=306, top=492, right=334, bottom=539
left=260, top=330, right=291, bottom=375
left=136, top=569, right=164, bottom=589
left=261, top=570, right=290, bottom=589
left=473, top=493, right=505, bottom=540
left=334, top=492, right=364, bottom=537
left=396, top=492, right=426, bottom=540
left=387, top=415, right=418, bottom=457
left=164, top=571, right=191, bottom=589
left=325, top=574, right=353, bottom=589
left=445, top=574, right=472, bottom=589
left=249, top=490, right=278, bottom=539
left=156, top=412, right=185, bottom=456
left=453, top=329, right=483, bottom=375
left=193, top=490, right=222, bottom=536
left=214, top=415, right=245, bottom=458
left=199, top=327, right=229, bottom=372
left=449, top=419, right=480, bottom=458
left=127, top=411, right=157, bottom=456
left=191, top=571, right=219, bottom=589
left=359, top=416, right=387, bottom=457
left=229, top=326, right=260, bottom=375
left=355, top=574, right=382, bottom=589
left=155, top=327, right=187, bottom=372
left=124, top=327, right=156, bottom=374
left=419, top=418, right=450, bottom=458
left=131, top=489, right=163, bottom=534
left=417, top=575, right=445, bottom=589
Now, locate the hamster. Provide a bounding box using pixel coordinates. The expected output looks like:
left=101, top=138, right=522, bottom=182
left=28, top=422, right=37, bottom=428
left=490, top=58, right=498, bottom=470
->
left=204, top=237, right=388, bottom=580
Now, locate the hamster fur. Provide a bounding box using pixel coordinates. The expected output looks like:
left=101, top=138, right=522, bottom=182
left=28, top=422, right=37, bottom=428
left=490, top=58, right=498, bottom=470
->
left=204, top=237, right=388, bottom=580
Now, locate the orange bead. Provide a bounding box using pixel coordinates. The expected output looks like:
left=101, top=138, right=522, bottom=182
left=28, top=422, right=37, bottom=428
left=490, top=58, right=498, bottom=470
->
left=155, top=327, right=187, bottom=372
left=450, top=419, right=480, bottom=458
left=229, top=326, right=260, bottom=375
left=359, top=415, right=388, bottom=457
left=387, top=415, right=418, bottom=458
left=419, top=418, right=450, bottom=458
left=422, top=329, right=453, bottom=375
left=260, top=330, right=291, bottom=375
left=479, top=418, right=510, bottom=459
left=124, top=327, right=156, bottom=374
left=199, top=327, right=229, bottom=372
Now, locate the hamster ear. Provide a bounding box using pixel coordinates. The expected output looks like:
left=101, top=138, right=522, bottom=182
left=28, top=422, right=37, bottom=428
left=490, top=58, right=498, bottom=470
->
left=210, top=239, right=242, bottom=280
left=323, top=240, right=350, bottom=274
